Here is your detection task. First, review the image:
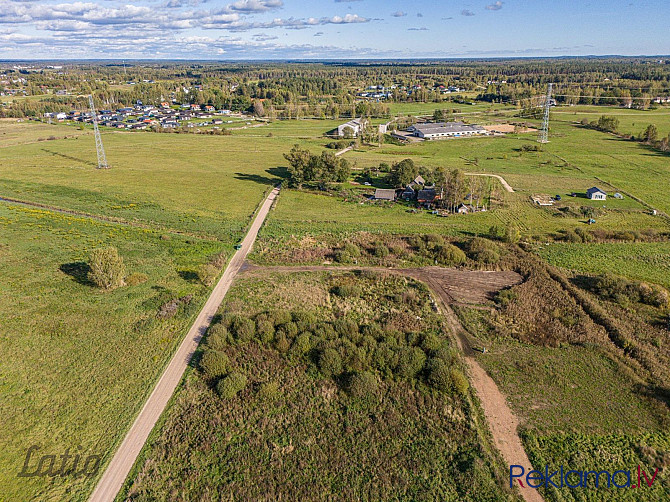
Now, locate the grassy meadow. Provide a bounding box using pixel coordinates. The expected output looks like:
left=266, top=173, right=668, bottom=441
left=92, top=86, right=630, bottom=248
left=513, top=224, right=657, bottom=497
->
left=2, top=100, right=670, bottom=501
left=0, top=123, right=277, bottom=500
left=122, top=270, right=519, bottom=501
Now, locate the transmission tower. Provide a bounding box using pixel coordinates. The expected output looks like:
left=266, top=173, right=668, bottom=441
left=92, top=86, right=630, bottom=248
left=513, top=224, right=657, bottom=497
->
left=88, top=95, right=109, bottom=169
left=538, top=83, right=553, bottom=144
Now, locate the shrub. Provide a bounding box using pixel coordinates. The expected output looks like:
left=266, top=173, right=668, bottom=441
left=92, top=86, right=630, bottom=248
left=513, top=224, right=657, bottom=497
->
left=331, top=284, right=362, bottom=298
left=274, top=331, right=290, bottom=353
left=496, top=288, right=517, bottom=307
left=258, top=381, right=280, bottom=400
left=343, top=241, right=361, bottom=257
left=640, top=284, right=670, bottom=308
left=360, top=322, right=384, bottom=341
left=291, top=332, right=312, bottom=355
left=197, top=263, right=219, bottom=286
left=374, top=243, right=390, bottom=258
left=372, top=343, right=397, bottom=372
left=395, top=346, right=427, bottom=379
left=200, top=350, right=230, bottom=379
left=292, top=311, right=318, bottom=331
left=125, top=272, right=148, bottom=286
left=467, top=237, right=497, bottom=255
left=502, top=225, right=520, bottom=244
left=206, top=323, right=230, bottom=351
left=268, top=310, right=292, bottom=327
left=231, top=317, right=255, bottom=342
left=347, top=371, right=379, bottom=399
left=216, top=372, right=247, bottom=398
left=488, top=225, right=502, bottom=240
left=334, top=250, right=352, bottom=263
left=473, top=249, right=500, bottom=264
left=88, top=247, right=126, bottom=290
left=450, top=368, right=469, bottom=396
left=319, top=348, right=343, bottom=376
left=256, top=317, right=275, bottom=344
left=334, top=318, right=360, bottom=341
left=427, top=358, right=451, bottom=391
left=421, top=332, right=442, bottom=353
left=434, top=243, right=467, bottom=265
left=563, top=229, right=582, bottom=243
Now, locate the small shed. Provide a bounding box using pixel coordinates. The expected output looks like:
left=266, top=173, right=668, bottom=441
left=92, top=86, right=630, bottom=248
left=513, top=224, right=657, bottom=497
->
left=586, top=187, right=607, bottom=200
left=613, top=192, right=624, bottom=199
left=374, top=188, right=396, bottom=201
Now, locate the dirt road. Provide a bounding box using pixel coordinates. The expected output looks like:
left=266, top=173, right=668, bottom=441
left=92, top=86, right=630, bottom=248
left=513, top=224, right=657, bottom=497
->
left=466, top=172, right=515, bottom=193
left=88, top=186, right=280, bottom=502
left=420, top=274, right=544, bottom=502
left=242, top=265, right=522, bottom=307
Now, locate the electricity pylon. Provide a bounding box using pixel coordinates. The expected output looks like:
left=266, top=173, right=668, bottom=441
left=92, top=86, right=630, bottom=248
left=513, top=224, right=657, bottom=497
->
left=88, top=95, right=109, bottom=169
left=538, top=83, right=553, bottom=144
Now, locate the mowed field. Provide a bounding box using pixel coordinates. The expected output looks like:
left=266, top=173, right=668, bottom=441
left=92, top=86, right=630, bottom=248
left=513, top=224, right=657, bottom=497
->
left=0, top=123, right=277, bottom=500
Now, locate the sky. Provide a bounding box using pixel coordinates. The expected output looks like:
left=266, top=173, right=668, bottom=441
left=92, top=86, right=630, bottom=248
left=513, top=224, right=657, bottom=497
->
left=0, top=0, right=668, bottom=60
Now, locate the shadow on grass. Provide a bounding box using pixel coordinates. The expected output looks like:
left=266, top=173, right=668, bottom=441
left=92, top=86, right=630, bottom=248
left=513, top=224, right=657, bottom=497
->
left=233, top=166, right=289, bottom=186
left=59, top=262, right=93, bottom=286
left=178, top=270, right=199, bottom=283
left=41, top=149, right=97, bottom=168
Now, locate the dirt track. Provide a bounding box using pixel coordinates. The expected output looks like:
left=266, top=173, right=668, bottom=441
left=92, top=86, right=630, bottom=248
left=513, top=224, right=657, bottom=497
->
left=242, top=265, right=522, bottom=307
left=466, top=172, right=515, bottom=193
left=88, top=187, right=280, bottom=502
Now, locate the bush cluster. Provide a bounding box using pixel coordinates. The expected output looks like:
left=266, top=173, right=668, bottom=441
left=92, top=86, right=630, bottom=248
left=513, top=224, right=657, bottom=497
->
left=204, top=307, right=467, bottom=398
left=467, top=237, right=500, bottom=264
left=591, top=273, right=669, bottom=308
left=408, top=234, right=467, bottom=266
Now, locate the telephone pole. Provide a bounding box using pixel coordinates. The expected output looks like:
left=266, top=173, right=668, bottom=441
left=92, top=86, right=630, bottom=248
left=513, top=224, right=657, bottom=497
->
left=538, top=83, right=553, bottom=144
left=88, top=95, right=109, bottom=169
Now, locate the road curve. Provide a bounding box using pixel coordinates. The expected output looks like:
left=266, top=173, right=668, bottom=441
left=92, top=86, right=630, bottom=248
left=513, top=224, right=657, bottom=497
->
left=466, top=172, right=515, bottom=193
left=88, top=186, right=280, bottom=502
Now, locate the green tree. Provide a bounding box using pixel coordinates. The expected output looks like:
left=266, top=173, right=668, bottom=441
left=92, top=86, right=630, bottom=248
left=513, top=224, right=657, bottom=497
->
left=388, top=158, right=418, bottom=187
left=642, top=124, right=658, bottom=144
left=88, top=247, right=126, bottom=290
left=283, top=144, right=311, bottom=187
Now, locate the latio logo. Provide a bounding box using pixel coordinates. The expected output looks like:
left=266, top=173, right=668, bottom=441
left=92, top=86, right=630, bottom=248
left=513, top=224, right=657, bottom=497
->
left=18, top=445, right=102, bottom=478
left=510, top=465, right=660, bottom=489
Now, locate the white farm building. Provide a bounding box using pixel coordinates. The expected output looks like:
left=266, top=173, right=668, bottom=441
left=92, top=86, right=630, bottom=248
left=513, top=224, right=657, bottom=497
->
left=337, top=118, right=365, bottom=137
left=407, top=121, right=489, bottom=139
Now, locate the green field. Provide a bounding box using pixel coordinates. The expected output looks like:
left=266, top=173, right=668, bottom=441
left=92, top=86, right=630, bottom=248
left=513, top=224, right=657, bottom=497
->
left=2, top=100, right=670, bottom=501
left=0, top=125, right=277, bottom=500
left=540, top=242, right=670, bottom=289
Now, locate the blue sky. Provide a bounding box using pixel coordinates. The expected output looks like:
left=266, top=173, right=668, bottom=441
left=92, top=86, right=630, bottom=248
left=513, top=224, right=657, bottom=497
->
left=0, top=0, right=668, bottom=59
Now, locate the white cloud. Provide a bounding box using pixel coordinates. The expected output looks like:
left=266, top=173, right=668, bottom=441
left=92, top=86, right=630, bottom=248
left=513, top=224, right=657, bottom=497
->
left=485, top=1, right=504, bottom=11
left=228, top=0, right=283, bottom=13
left=461, top=9, right=475, bottom=16
left=391, top=11, right=406, bottom=17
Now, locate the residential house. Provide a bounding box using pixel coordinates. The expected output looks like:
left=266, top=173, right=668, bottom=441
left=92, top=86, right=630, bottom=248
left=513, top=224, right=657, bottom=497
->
left=586, top=187, right=607, bottom=200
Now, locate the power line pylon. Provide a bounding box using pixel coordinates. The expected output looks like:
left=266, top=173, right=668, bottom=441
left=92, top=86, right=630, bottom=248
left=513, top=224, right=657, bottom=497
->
left=88, top=95, right=109, bottom=169
left=538, top=83, right=553, bottom=144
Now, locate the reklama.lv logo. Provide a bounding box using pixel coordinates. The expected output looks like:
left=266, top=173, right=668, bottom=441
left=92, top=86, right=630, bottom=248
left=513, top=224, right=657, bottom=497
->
left=510, top=464, right=660, bottom=489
